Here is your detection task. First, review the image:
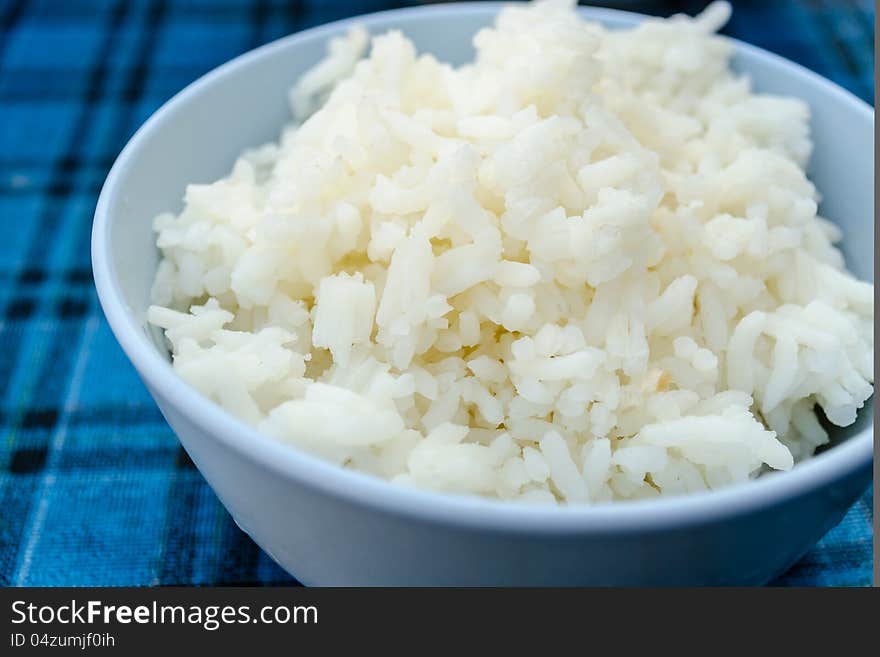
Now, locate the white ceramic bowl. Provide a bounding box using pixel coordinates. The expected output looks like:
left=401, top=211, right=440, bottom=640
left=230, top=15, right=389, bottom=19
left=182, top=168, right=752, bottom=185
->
left=92, top=3, right=874, bottom=585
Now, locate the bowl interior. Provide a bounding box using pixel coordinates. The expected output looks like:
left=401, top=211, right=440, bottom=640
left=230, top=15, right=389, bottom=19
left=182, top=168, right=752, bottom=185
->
left=102, top=4, right=874, bottom=451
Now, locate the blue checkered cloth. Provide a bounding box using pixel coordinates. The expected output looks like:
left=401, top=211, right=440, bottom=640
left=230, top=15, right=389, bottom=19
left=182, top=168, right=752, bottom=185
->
left=0, top=0, right=873, bottom=587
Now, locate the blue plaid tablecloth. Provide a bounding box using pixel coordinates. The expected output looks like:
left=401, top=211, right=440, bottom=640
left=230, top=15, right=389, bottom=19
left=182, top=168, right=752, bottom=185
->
left=0, top=0, right=874, bottom=587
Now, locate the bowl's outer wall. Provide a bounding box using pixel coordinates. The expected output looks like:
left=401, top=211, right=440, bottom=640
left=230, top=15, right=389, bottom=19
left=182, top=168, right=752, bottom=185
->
left=101, top=6, right=874, bottom=585
left=153, top=382, right=871, bottom=585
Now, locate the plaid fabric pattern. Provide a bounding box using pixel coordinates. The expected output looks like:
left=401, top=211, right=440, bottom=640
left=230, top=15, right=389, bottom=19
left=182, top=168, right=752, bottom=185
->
left=0, top=0, right=873, bottom=587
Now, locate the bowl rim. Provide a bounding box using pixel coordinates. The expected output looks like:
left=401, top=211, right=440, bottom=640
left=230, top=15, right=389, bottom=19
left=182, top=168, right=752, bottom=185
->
left=92, top=2, right=874, bottom=534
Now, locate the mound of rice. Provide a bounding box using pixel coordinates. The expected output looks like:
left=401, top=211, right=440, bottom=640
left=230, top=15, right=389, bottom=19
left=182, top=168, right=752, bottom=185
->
left=148, top=0, right=874, bottom=504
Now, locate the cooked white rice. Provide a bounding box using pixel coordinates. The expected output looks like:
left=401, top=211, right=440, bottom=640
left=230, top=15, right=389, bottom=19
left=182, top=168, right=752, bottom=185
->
left=147, top=0, right=874, bottom=504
